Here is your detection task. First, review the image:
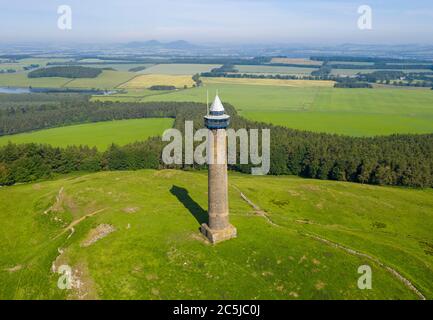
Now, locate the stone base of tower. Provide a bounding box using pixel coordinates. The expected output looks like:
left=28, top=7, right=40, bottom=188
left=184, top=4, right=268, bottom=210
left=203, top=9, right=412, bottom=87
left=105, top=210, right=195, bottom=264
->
left=200, top=223, right=237, bottom=244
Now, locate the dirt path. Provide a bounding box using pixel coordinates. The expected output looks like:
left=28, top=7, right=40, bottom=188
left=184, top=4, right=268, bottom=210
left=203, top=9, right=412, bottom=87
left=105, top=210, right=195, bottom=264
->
left=53, top=208, right=107, bottom=240
left=233, top=184, right=426, bottom=300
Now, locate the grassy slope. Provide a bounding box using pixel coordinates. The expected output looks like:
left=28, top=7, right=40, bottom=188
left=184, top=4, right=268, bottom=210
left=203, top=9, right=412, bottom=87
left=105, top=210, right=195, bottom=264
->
left=0, top=170, right=432, bottom=299
left=134, top=82, right=433, bottom=136
left=0, top=118, right=174, bottom=151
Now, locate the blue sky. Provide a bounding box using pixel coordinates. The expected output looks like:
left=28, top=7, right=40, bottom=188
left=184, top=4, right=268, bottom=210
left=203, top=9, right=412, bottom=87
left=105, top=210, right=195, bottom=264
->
left=1, top=0, right=432, bottom=44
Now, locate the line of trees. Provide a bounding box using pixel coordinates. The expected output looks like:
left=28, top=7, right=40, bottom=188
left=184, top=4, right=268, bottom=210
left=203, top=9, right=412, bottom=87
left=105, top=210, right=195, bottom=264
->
left=0, top=97, right=432, bottom=188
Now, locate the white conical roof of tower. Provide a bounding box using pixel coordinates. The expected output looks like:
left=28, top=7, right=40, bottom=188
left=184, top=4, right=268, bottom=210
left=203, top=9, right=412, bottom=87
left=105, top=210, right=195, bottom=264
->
left=210, top=94, right=224, bottom=112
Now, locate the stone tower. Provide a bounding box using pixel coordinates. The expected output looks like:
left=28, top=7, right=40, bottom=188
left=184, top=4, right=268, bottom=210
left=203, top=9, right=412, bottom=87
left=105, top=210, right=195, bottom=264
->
left=200, top=94, right=237, bottom=244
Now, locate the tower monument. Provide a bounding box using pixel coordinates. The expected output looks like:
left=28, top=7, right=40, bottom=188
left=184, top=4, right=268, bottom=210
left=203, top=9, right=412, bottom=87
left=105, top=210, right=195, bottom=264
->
left=200, top=94, right=237, bottom=244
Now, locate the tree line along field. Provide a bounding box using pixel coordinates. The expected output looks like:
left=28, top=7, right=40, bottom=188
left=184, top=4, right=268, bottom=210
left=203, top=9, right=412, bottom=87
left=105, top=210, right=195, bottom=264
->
left=0, top=118, right=174, bottom=151
left=0, top=169, right=431, bottom=299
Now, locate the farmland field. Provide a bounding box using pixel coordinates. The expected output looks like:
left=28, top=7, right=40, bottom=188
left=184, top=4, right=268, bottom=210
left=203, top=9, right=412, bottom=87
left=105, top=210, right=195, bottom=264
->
left=0, top=118, right=174, bottom=150
left=270, top=58, right=322, bottom=66
left=2, top=61, right=432, bottom=137
left=120, top=74, right=195, bottom=89
left=65, top=70, right=136, bottom=89
left=0, top=169, right=432, bottom=299
left=132, top=81, right=433, bottom=136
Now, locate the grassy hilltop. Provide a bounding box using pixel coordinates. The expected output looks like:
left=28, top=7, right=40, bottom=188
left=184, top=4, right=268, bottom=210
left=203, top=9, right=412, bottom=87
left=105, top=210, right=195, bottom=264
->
left=1, top=170, right=432, bottom=299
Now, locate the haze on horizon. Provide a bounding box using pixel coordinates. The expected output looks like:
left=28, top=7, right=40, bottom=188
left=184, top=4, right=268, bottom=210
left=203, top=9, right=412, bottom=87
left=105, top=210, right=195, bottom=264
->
left=1, top=0, right=433, bottom=45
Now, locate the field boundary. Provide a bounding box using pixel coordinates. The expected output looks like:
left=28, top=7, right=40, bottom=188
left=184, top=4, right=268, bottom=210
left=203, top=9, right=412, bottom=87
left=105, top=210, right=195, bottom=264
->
left=114, top=74, right=140, bottom=89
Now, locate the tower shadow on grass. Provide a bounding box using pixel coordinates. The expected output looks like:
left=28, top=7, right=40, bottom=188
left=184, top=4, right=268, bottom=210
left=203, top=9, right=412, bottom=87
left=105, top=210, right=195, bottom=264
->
left=170, top=185, right=208, bottom=225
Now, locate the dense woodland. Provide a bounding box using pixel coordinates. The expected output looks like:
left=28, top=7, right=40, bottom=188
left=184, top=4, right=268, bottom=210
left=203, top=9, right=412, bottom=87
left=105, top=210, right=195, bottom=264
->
left=0, top=94, right=432, bottom=188
left=28, top=66, right=103, bottom=78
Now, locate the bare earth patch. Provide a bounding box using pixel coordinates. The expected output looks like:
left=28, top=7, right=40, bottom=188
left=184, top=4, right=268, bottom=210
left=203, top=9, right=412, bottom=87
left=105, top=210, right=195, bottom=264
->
left=81, top=224, right=116, bottom=247
left=315, top=281, right=326, bottom=290
left=68, top=262, right=99, bottom=300
left=4, top=265, right=22, bottom=272
left=43, top=187, right=80, bottom=222
left=123, top=207, right=139, bottom=214
left=287, top=189, right=301, bottom=196
left=44, top=187, right=65, bottom=214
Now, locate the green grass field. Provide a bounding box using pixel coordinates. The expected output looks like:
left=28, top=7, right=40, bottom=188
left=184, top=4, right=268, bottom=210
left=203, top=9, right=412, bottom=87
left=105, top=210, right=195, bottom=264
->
left=0, top=169, right=432, bottom=299
left=132, top=82, right=433, bottom=136
left=65, top=70, right=136, bottom=89
left=0, top=118, right=174, bottom=150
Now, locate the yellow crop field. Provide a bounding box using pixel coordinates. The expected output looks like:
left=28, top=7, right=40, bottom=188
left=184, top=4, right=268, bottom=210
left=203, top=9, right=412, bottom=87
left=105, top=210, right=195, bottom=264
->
left=120, top=74, right=195, bottom=89
left=270, top=58, right=322, bottom=66
left=203, top=77, right=335, bottom=88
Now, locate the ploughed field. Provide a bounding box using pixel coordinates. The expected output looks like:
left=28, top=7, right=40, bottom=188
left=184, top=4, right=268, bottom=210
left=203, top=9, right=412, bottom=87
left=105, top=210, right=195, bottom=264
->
left=1, top=170, right=432, bottom=299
